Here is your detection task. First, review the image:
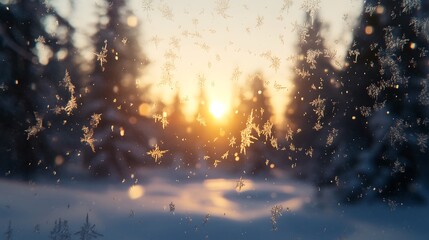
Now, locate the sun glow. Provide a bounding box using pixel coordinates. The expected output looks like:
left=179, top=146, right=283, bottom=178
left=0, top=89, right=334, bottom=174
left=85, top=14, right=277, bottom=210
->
left=209, top=101, right=227, bottom=119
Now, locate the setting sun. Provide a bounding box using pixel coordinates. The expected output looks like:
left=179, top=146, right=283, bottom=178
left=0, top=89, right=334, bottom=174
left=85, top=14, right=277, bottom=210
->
left=209, top=101, right=227, bottom=119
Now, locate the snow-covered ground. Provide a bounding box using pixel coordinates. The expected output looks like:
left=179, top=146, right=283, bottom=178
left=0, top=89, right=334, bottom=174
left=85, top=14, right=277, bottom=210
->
left=1, top=172, right=428, bottom=240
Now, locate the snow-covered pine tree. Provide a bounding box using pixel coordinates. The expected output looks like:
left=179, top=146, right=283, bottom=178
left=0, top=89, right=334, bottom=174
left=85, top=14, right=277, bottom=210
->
left=285, top=14, right=339, bottom=182
left=328, top=0, right=429, bottom=202
left=79, top=0, right=152, bottom=178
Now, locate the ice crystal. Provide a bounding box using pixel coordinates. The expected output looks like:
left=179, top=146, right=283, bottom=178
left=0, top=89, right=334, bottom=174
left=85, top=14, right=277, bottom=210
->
left=236, top=177, right=245, bottom=191
left=261, top=120, right=273, bottom=141
left=292, top=21, right=310, bottom=43
left=417, top=134, right=428, bottom=152
left=75, top=214, right=103, bottom=240
left=169, top=202, right=175, bottom=213
left=142, top=0, right=154, bottom=17
left=281, top=0, right=293, bottom=12
left=81, top=126, right=95, bottom=152
left=158, top=3, right=173, bottom=21
left=401, top=0, right=421, bottom=13
left=26, top=112, right=44, bottom=140
left=57, top=70, right=77, bottom=116
left=147, top=144, right=168, bottom=163
left=285, top=126, right=294, bottom=141
left=310, top=96, right=326, bottom=131
left=270, top=137, right=279, bottom=150
left=256, top=15, right=264, bottom=28
left=221, top=151, right=229, bottom=160
left=153, top=113, right=169, bottom=129
left=203, top=214, right=210, bottom=224
left=270, top=205, right=283, bottom=231
left=326, top=128, right=338, bottom=146
left=301, top=0, right=320, bottom=25
left=229, top=136, right=237, bottom=147
left=240, top=110, right=258, bottom=154
left=50, top=219, right=71, bottom=240
left=231, top=66, right=242, bottom=82
left=90, top=114, right=102, bottom=128
left=35, top=35, right=46, bottom=44
left=306, top=49, right=322, bottom=69
left=305, top=146, right=313, bottom=157
left=213, top=159, right=221, bottom=168
left=94, top=40, right=108, bottom=71
left=215, top=0, right=231, bottom=18
left=196, top=113, right=206, bottom=126
left=389, top=119, right=408, bottom=146
left=364, top=4, right=377, bottom=16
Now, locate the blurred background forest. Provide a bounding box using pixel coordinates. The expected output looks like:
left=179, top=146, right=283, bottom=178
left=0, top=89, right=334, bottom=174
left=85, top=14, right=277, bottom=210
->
left=1, top=0, right=429, bottom=204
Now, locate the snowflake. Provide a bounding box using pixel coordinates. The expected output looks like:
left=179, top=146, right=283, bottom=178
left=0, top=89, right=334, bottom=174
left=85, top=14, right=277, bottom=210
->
left=270, top=205, right=283, bottom=231
left=94, top=40, right=108, bottom=71
left=301, top=0, right=320, bottom=25
left=392, top=160, right=406, bottom=174
left=309, top=96, right=326, bottom=131
left=417, top=134, right=428, bottom=152
left=270, top=56, right=281, bottom=72
left=231, top=66, right=242, bottom=82
left=215, top=0, right=231, bottom=18
left=153, top=113, right=169, bottom=129
left=304, top=146, right=313, bottom=157
left=240, top=110, right=258, bottom=154
left=221, top=151, right=229, bottom=160
left=26, top=112, right=44, bottom=140
left=359, top=106, right=372, bottom=117
left=121, top=37, right=128, bottom=45
left=75, top=214, right=103, bottom=240
left=274, top=81, right=287, bottom=91
left=213, top=159, right=221, bottom=167
left=149, top=35, right=163, bottom=48
left=281, top=0, right=293, bottom=12
left=147, top=144, right=168, bottom=163
left=401, top=0, right=421, bottom=13
left=270, top=137, right=279, bottom=150
left=169, top=202, right=175, bottom=213
left=326, top=128, right=338, bottom=146
left=196, top=113, right=206, bottom=126
left=306, top=49, right=322, bottom=69
left=35, top=35, right=46, bottom=44
left=295, top=67, right=310, bottom=78
left=158, top=3, right=173, bottom=20
left=50, top=218, right=71, bottom=240
left=203, top=214, right=210, bottom=224
left=389, top=119, right=408, bottom=146
left=364, top=4, right=377, bottom=16
left=262, top=120, right=273, bottom=141
left=292, top=21, right=310, bottom=43
left=256, top=15, right=264, bottom=28
left=81, top=126, right=95, bottom=152
left=236, top=177, right=245, bottom=191
left=58, top=70, right=77, bottom=116
left=90, top=114, right=102, bottom=128
left=142, top=0, right=154, bottom=17
left=229, top=136, right=237, bottom=147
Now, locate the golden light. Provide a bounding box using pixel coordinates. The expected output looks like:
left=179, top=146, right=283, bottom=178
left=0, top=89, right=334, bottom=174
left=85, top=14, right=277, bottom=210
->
left=209, top=101, right=227, bottom=119
left=128, top=185, right=145, bottom=200
left=127, top=15, right=138, bottom=27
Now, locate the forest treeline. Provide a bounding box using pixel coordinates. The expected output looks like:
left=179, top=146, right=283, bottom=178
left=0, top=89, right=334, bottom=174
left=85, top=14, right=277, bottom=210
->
left=1, top=0, right=429, bottom=203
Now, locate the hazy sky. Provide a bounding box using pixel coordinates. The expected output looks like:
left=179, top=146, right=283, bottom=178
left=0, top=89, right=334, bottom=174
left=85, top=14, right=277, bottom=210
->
left=53, top=0, right=363, bottom=122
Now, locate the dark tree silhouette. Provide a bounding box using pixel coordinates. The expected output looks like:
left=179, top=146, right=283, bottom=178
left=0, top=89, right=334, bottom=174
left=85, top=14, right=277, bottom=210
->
left=327, top=0, right=429, bottom=202
left=79, top=0, right=151, bottom=178
left=285, top=15, right=339, bottom=182
left=0, top=1, right=77, bottom=179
